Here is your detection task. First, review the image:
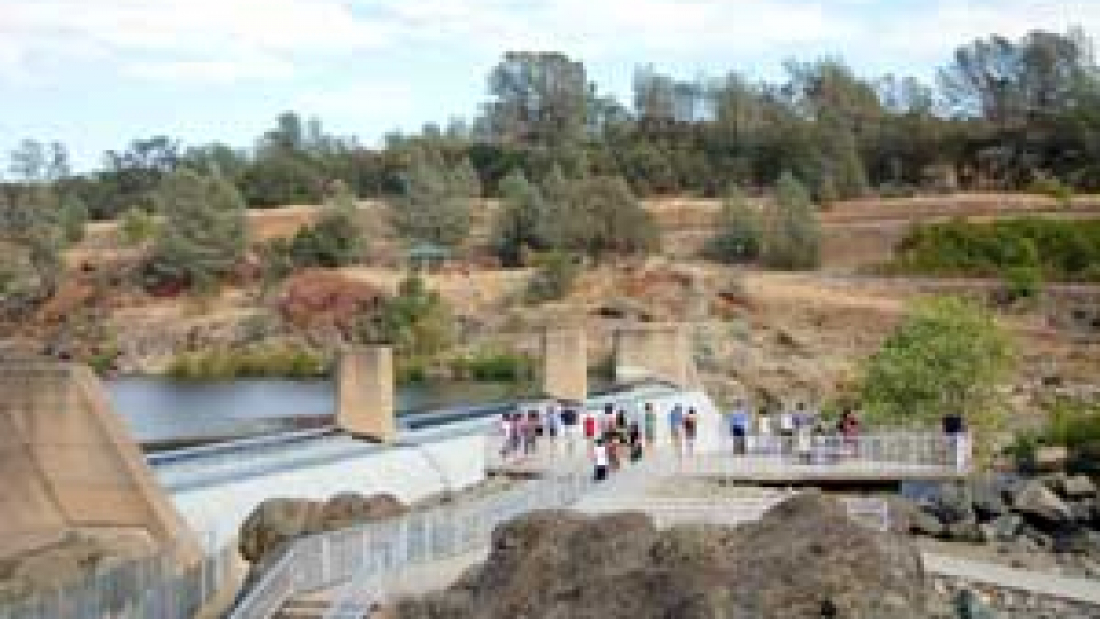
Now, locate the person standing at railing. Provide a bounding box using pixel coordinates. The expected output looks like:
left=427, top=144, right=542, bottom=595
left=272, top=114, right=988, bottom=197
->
left=942, top=412, right=968, bottom=471
left=778, top=404, right=796, bottom=458
left=728, top=400, right=749, bottom=455
left=756, top=407, right=774, bottom=456
left=838, top=408, right=860, bottom=459
left=669, top=404, right=685, bottom=458
left=523, top=410, right=539, bottom=455
left=643, top=402, right=657, bottom=448
left=592, top=438, right=610, bottom=481
left=628, top=421, right=643, bottom=463
left=683, top=407, right=698, bottom=457
left=560, top=404, right=579, bottom=455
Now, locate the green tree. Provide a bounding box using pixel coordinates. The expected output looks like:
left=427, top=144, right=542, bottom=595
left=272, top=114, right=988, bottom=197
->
left=0, top=187, right=65, bottom=318
left=148, top=169, right=247, bottom=291
left=491, top=169, right=546, bottom=266
left=861, top=296, right=1015, bottom=445
left=486, top=51, right=590, bottom=146
left=289, top=181, right=366, bottom=268
left=392, top=151, right=476, bottom=247
left=59, top=194, right=88, bottom=243
left=763, top=172, right=820, bottom=270
left=358, top=273, right=454, bottom=358
left=704, top=186, right=762, bottom=263
left=120, top=207, right=156, bottom=245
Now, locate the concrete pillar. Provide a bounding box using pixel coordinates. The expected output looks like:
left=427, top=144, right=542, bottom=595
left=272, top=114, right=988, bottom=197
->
left=614, top=324, right=699, bottom=388
left=337, top=347, right=396, bottom=442
left=541, top=329, right=587, bottom=401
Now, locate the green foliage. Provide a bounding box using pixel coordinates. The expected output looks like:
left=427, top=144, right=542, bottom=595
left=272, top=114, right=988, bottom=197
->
left=392, top=151, right=478, bottom=247
left=0, top=186, right=68, bottom=318
left=148, top=169, right=247, bottom=291
left=449, top=350, right=536, bottom=382
left=1045, top=400, right=1100, bottom=452
left=120, top=207, right=156, bottom=245
left=889, top=217, right=1100, bottom=282
left=491, top=168, right=657, bottom=263
left=1029, top=175, right=1074, bottom=206
left=525, top=251, right=582, bottom=303
left=59, top=195, right=88, bottom=243
left=357, top=273, right=454, bottom=359
left=861, top=296, right=1015, bottom=440
left=1001, top=263, right=1043, bottom=304
left=762, top=172, right=820, bottom=270
left=704, top=186, right=762, bottom=264
left=166, top=345, right=327, bottom=380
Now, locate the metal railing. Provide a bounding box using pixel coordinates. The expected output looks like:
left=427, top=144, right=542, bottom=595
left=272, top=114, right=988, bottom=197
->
left=0, top=535, right=235, bottom=619
left=487, top=431, right=970, bottom=473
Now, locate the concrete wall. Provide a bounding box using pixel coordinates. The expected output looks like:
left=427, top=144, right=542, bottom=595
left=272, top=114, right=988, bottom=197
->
left=168, top=433, right=487, bottom=546
left=541, top=329, right=587, bottom=401
left=336, top=347, right=396, bottom=442
left=614, top=325, right=699, bottom=389
left=0, top=358, right=196, bottom=559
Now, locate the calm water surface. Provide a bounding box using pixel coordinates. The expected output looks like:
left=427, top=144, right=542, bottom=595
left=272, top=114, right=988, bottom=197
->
left=108, top=378, right=524, bottom=443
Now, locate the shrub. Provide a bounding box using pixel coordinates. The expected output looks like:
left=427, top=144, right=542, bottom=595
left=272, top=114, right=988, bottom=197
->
left=450, top=351, right=536, bottom=382
left=120, top=207, right=156, bottom=246
left=525, top=252, right=581, bottom=303
left=890, top=217, right=1100, bottom=283
left=703, top=187, right=762, bottom=264
left=166, top=345, right=326, bottom=380
left=1029, top=175, right=1074, bottom=207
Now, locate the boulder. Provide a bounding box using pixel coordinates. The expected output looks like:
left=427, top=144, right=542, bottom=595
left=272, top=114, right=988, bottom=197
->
left=943, top=520, right=983, bottom=543
left=969, top=481, right=1008, bottom=521
left=989, top=513, right=1024, bottom=542
left=1010, top=480, right=1072, bottom=525
left=910, top=507, right=945, bottom=537
left=1054, top=530, right=1100, bottom=557
left=321, top=493, right=407, bottom=530
left=931, top=483, right=974, bottom=525
left=396, top=493, right=928, bottom=618
left=1061, top=475, right=1098, bottom=499
left=1068, top=500, right=1094, bottom=525
left=239, top=493, right=408, bottom=563
left=239, top=498, right=322, bottom=563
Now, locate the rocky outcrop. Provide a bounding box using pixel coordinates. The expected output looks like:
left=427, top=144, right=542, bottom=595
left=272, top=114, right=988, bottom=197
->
left=903, top=474, right=1100, bottom=578
left=395, top=493, right=928, bottom=618
left=239, top=493, right=406, bottom=563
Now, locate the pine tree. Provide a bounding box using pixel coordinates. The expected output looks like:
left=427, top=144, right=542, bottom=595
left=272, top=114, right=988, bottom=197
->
left=763, top=172, right=820, bottom=270
left=149, top=169, right=247, bottom=291
left=704, top=186, right=763, bottom=264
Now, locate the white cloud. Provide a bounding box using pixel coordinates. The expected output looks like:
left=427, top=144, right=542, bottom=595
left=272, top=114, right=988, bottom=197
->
left=1, top=0, right=1099, bottom=85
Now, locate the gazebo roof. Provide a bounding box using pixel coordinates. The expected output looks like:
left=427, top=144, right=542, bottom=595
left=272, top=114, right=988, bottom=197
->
left=406, top=242, right=452, bottom=259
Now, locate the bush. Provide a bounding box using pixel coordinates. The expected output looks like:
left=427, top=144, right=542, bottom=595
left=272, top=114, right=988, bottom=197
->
left=450, top=351, right=536, bottom=382
left=525, top=252, right=581, bottom=303
left=1029, top=175, right=1074, bottom=207
left=890, top=217, right=1100, bottom=283
left=120, top=207, right=156, bottom=246
left=1001, top=264, right=1043, bottom=304
left=166, top=345, right=326, bottom=380
left=703, top=187, right=762, bottom=264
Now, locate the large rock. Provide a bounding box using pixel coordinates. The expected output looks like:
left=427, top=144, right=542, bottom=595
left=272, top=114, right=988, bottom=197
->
left=239, top=498, right=323, bottom=563
left=970, top=481, right=1008, bottom=521
left=396, top=493, right=928, bottom=618
left=239, top=493, right=407, bottom=563
left=1060, top=475, right=1098, bottom=499
left=1012, top=480, right=1072, bottom=525
left=931, top=483, right=974, bottom=525
left=988, top=513, right=1024, bottom=542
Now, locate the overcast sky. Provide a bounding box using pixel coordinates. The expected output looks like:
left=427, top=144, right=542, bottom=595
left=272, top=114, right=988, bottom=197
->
left=0, top=0, right=1095, bottom=171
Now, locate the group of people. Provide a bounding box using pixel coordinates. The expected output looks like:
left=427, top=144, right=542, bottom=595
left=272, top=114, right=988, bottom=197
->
left=723, top=399, right=862, bottom=462
left=497, top=397, right=972, bottom=477
left=497, top=400, right=703, bottom=481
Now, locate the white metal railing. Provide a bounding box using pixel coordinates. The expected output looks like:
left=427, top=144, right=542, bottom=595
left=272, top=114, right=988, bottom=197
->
left=0, top=534, right=235, bottom=619
left=487, top=431, right=969, bottom=473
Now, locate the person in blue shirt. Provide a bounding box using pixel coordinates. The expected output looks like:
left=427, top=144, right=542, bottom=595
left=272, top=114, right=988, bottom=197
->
left=728, top=400, right=750, bottom=455
left=669, top=404, right=684, bottom=457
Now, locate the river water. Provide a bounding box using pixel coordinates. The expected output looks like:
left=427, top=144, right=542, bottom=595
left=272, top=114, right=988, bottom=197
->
left=108, top=378, right=526, bottom=444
